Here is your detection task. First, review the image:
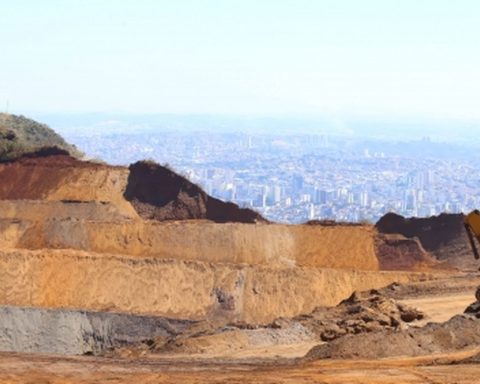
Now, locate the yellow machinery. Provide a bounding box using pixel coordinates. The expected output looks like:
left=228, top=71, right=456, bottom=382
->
left=464, top=210, right=480, bottom=302
left=464, top=210, right=480, bottom=260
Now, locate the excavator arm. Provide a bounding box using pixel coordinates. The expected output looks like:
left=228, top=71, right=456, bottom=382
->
left=464, top=210, right=480, bottom=260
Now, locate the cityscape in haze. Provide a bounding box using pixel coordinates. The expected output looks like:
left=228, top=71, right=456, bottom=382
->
left=46, top=115, right=480, bottom=224
left=4, top=1, right=480, bottom=224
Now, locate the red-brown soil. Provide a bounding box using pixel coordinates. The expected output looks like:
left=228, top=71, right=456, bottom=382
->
left=0, top=155, right=118, bottom=200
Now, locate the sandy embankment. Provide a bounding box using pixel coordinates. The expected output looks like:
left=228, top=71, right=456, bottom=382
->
left=0, top=249, right=432, bottom=323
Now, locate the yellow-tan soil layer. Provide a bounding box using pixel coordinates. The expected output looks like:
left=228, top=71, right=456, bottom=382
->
left=0, top=249, right=432, bottom=323
left=3, top=219, right=381, bottom=270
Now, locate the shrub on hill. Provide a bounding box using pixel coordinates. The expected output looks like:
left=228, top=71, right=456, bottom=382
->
left=0, top=113, right=82, bottom=162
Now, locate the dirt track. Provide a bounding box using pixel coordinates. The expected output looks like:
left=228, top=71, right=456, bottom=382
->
left=1, top=349, right=479, bottom=384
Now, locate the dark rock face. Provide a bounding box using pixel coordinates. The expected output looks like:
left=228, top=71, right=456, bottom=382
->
left=124, top=161, right=265, bottom=223
left=376, top=212, right=475, bottom=270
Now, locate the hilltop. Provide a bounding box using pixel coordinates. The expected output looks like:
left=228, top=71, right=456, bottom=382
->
left=0, top=113, right=82, bottom=161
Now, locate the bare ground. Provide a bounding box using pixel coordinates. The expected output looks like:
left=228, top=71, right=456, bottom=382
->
left=1, top=272, right=480, bottom=383
left=0, top=349, right=480, bottom=384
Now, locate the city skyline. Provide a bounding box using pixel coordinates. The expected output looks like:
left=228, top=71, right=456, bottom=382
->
left=64, top=125, right=480, bottom=224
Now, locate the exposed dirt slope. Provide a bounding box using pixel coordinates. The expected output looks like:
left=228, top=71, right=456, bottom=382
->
left=0, top=249, right=431, bottom=324
left=124, top=161, right=264, bottom=223
left=0, top=155, right=440, bottom=271
left=376, top=212, right=474, bottom=270
left=2, top=219, right=380, bottom=269
left=375, top=233, right=437, bottom=271
left=0, top=200, right=135, bottom=222
left=0, top=156, right=264, bottom=224
left=0, top=155, right=137, bottom=217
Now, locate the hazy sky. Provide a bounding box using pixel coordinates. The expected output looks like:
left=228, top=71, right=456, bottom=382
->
left=2, top=1, right=480, bottom=119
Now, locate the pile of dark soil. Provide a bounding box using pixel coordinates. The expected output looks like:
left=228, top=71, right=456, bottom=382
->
left=376, top=212, right=474, bottom=270
left=124, top=160, right=265, bottom=223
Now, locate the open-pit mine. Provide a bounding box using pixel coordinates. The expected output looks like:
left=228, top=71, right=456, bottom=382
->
left=1, top=150, right=480, bottom=383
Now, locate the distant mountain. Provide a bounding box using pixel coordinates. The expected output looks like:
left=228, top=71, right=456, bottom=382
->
left=0, top=113, right=82, bottom=161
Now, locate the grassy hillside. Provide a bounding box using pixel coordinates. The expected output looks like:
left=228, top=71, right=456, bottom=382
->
left=0, top=113, right=82, bottom=161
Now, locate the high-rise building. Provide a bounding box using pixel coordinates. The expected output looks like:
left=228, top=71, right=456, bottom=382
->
left=273, top=185, right=282, bottom=204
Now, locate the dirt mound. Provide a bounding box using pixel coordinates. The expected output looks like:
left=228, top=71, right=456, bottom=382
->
left=375, top=233, right=437, bottom=271
left=119, top=289, right=423, bottom=357
left=376, top=212, right=474, bottom=270
left=290, top=289, right=423, bottom=342
left=116, top=290, right=423, bottom=354
left=124, top=160, right=264, bottom=223
left=306, top=314, right=480, bottom=360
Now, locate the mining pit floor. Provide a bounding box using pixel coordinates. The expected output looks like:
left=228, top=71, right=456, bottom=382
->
left=1, top=273, right=480, bottom=383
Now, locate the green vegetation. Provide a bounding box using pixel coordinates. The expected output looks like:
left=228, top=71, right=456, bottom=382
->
left=0, top=113, right=82, bottom=161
